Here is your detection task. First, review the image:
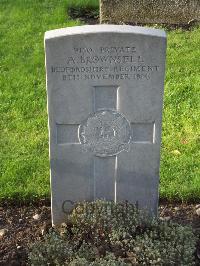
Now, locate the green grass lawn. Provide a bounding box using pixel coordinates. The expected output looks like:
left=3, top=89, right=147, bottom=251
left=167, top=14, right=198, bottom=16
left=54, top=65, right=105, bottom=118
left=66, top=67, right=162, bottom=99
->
left=160, top=28, right=200, bottom=201
left=66, top=0, right=99, bottom=10
left=0, top=0, right=199, bottom=202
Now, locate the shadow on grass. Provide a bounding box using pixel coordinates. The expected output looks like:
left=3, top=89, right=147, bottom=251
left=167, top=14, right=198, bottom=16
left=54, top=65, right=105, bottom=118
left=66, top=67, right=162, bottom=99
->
left=66, top=0, right=99, bottom=24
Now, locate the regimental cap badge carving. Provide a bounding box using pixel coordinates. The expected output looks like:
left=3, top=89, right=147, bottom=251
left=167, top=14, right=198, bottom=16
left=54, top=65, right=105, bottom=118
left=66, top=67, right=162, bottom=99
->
left=79, top=110, right=131, bottom=157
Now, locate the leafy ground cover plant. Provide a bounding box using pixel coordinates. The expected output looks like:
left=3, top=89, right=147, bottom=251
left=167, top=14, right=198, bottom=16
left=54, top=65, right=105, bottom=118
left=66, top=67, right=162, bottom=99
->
left=29, top=200, right=197, bottom=265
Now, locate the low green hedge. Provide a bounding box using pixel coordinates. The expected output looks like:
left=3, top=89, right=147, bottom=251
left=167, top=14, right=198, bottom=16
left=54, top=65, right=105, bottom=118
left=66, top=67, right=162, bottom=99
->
left=29, top=200, right=197, bottom=265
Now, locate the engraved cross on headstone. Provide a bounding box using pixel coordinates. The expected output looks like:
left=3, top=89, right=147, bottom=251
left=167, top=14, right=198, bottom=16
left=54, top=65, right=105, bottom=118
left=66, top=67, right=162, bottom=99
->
left=57, top=85, right=155, bottom=203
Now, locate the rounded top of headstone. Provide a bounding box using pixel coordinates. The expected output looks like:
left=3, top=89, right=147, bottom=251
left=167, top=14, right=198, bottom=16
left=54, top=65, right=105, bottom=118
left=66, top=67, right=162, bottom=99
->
left=45, top=24, right=166, bottom=40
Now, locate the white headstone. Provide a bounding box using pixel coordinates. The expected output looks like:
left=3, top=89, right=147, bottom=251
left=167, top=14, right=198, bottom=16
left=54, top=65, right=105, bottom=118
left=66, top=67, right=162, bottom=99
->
left=44, top=25, right=167, bottom=225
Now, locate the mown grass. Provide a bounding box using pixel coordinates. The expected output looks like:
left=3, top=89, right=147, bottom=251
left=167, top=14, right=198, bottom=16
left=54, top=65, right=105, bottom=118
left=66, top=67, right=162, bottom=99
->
left=0, top=0, right=82, bottom=201
left=66, top=0, right=99, bottom=10
left=160, top=28, right=200, bottom=201
left=0, top=0, right=199, bottom=202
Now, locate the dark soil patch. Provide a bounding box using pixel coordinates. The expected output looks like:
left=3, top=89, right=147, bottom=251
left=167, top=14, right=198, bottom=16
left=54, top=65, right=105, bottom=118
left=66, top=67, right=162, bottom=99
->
left=0, top=201, right=199, bottom=265
left=0, top=200, right=51, bottom=266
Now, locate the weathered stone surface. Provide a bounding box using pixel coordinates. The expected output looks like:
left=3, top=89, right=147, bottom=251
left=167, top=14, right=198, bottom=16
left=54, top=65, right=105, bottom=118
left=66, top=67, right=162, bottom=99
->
left=32, top=214, right=40, bottom=220
left=100, top=0, right=200, bottom=25
left=45, top=25, right=166, bottom=225
left=196, top=208, right=200, bottom=216
left=0, top=229, right=7, bottom=237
